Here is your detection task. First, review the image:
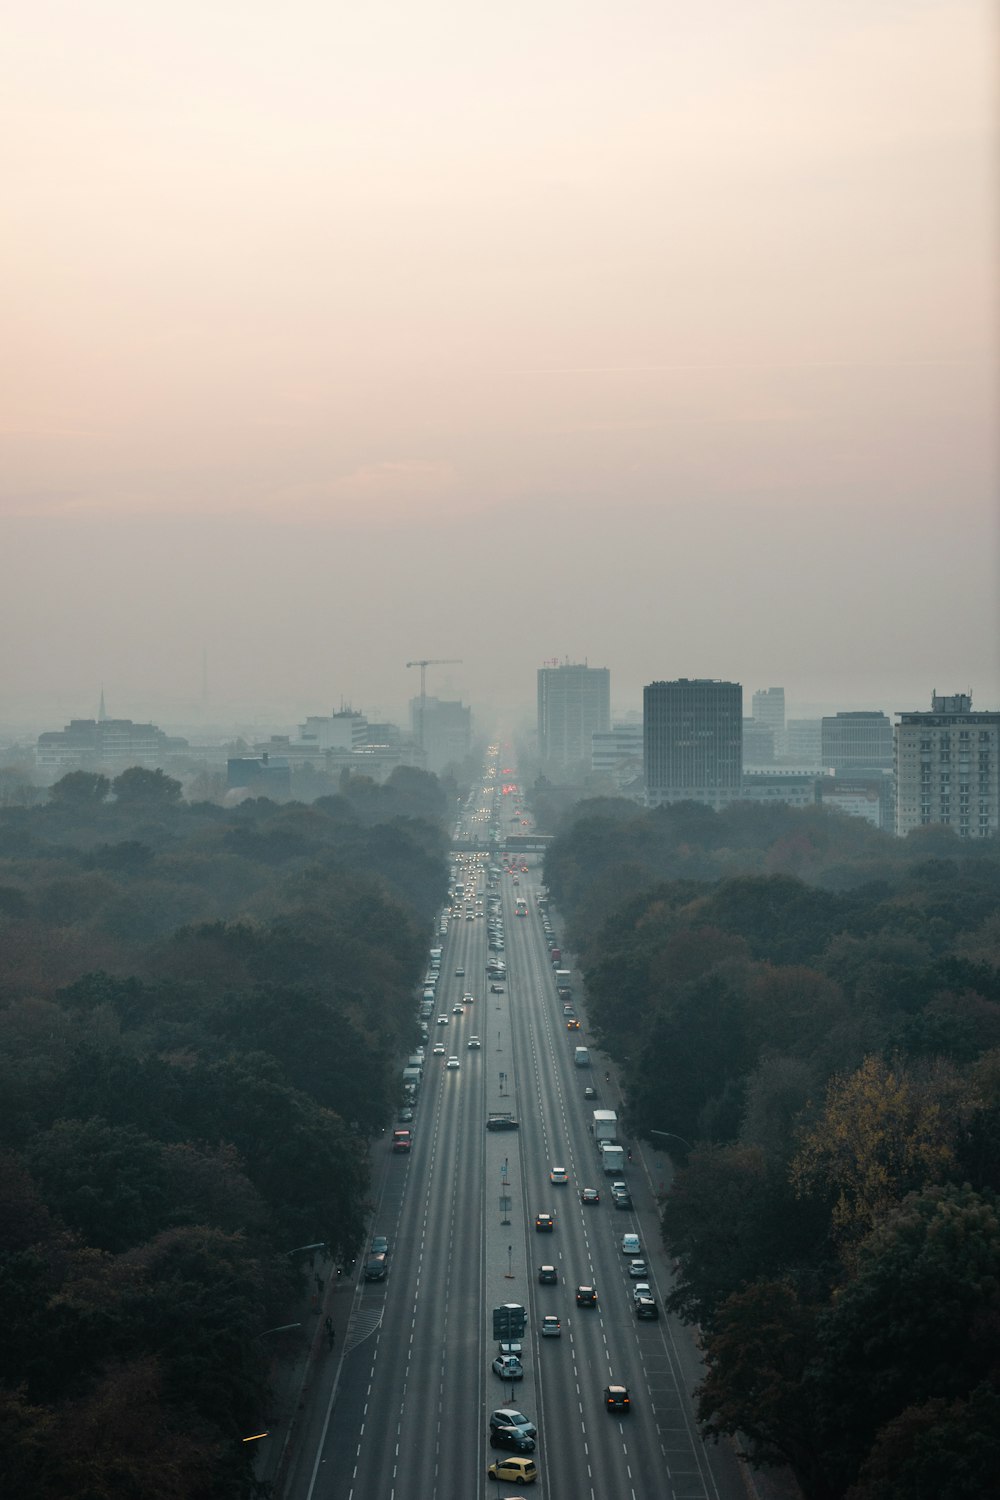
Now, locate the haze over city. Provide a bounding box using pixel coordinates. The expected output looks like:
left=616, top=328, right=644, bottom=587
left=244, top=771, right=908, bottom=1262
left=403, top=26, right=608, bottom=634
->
left=2, top=0, right=997, bottom=731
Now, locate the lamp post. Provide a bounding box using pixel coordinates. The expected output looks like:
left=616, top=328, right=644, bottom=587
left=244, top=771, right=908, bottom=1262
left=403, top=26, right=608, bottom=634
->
left=649, top=1130, right=694, bottom=1153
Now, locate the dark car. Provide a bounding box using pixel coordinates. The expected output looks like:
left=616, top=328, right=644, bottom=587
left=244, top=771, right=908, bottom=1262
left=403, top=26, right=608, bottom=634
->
left=489, top=1425, right=536, bottom=1454
left=363, top=1253, right=387, bottom=1282
left=486, top=1114, right=520, bottom=1131
left=576, top=1284, right=597, bottom=1306
left=580, top=1187, right=600, bottom=1205
left=538, top=1264, right=557, bottom=1284
left=534, top=1212, right=554, bottom=1233
left=605, top=1383, right=631, bottom=1412
left=636, top=1296, right=659, bottom=1320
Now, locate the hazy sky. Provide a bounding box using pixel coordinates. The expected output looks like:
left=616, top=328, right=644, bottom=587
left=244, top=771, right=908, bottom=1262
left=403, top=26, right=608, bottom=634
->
left=3, top=0, right=997, bottom=732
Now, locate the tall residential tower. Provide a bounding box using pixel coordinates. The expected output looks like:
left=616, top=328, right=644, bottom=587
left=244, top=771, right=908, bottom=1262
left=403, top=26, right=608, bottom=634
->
left=895, top=692, right=999, bottom=838
left=537, top=662, right=611, bottom=771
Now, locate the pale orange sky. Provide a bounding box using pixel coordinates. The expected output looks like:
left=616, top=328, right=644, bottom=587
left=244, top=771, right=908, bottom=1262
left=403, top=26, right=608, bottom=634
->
left=2, top=0, right=997, bottom=728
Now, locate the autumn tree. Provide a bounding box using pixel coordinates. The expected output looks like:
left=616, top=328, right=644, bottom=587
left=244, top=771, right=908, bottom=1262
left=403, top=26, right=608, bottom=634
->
left=790, top=1055, right=961, bottom=1245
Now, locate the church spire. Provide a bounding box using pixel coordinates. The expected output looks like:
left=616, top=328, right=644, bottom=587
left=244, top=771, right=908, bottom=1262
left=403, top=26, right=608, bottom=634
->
left=98, top=685, right=108, bottom=722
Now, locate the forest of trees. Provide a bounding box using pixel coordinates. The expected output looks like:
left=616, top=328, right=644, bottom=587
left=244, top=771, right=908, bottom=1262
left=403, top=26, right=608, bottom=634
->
left=541, top=795, right=1000, bottom=1500
left=0, top=764, right=451, bottom=1497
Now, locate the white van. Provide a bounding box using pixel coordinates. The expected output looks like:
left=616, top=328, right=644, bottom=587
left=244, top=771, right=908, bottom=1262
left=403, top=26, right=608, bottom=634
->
left=574, top=1047, right=590, bottom=1068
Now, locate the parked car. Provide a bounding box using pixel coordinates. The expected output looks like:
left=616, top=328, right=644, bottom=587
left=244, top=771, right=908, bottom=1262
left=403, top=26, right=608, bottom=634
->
left=489, top=1425, right=535, bottom=1453
left=487, top=1456, right=537, bottom=1485
left=492, top=1354, right=523, bottom=1380
left=489, top=1409, right=536, bottom=1438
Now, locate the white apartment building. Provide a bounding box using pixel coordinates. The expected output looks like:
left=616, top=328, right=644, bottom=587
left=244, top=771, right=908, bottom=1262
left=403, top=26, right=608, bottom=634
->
left=895, top=693, right=999, bottom=839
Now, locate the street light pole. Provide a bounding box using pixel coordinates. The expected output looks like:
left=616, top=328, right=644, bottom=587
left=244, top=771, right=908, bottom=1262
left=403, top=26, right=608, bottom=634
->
left=650, top=1129, right=694, bottom=1152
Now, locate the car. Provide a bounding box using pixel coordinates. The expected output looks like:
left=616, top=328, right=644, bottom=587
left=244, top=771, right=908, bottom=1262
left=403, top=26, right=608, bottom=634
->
left=397, top=1106, right=414, bottom=1123
left=363, top=1252, right=387, bottom=1282
left=562, top=1004, right=575, bottom=1016
left=467, top=1035, right=481, bottom=1049
left=498, top=1340, right=522, bottom=1357
left=636, top=1296, right=659, bottom=1320
left=436, top=1015, right=449, bottom=1025
left=492, top=1354, right=523, bottom=1380
left=446, top=1056, right=460, bottom=1069
left=489, top=1425, right=536, bottom=1453
left=487, top=1456, right=537, bottom=1485
left=632, top=1281, right=651, bottom=1302
left=621, top=1233, right=641, bottom=1255
left=605, top=1383, right=631, bottom=1413
left=628, top=1258, right=648, bottom=1278
left=486, top=1114, right=520, bottom=1131
left=549, top=1165, right=568, bottom=1185
left=490, top=983, right=505, bottom=994
left=580, top=1186, right=600, bottom=1205
left=489, top=1409, right=536, bottom=1438
left=534, top=1213, right=554, bottom=1233
left=584, top=1085, right=597, bottom=1100
left=540, top=1314, right=561, bottom=1337
left=566, top=1018, right=581, bottom=1030
left=432, top=1042, right=446, bottom=1055
left=463, top=993, right=475, bottom=1005
left=576, top=1284, right=598, bottom=1306
left=370, top=1234, right=389, bottom=1256
left=538, top=1264, right=557, bottom=1284
left=452, top=1003, right=465, bottom=1015
left=611, top=1184, right=633, bottom=1210
left=455, top=966, right=465, bottom=976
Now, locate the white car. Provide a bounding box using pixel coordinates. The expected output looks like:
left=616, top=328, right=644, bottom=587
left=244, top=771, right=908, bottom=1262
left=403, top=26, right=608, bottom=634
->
left=446, top=1056, right=460, bottom=1070
left=433, top=1043, right=446, bottom=1056
left=467, top=1036, right=481, bottom=1049
left=621, top=1233, right=641, bottom=1256
left=628, top=1258, right=648, bottom=1278
left=632, top=1281, right=651, bottom=1302
left=436, top=1015, right=450, bottom=1025
left=549, top=1165, right=569, bottom=1185
left=492, top=1354, right=523, bottom=1380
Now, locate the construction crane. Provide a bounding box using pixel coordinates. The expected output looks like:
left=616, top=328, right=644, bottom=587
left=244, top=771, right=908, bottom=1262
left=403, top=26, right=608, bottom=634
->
left=405, top=659, right=463, bottom=751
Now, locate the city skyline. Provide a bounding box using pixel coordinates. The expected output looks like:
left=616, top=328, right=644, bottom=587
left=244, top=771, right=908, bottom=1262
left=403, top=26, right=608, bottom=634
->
left=2, top=3, right=997, bottom=729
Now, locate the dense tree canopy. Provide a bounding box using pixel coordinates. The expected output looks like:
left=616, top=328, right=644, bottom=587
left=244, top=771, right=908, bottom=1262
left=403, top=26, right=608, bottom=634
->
left=543, top=796, right=1000, bottom=1498
left=0, top=770, right=451, bottom=1497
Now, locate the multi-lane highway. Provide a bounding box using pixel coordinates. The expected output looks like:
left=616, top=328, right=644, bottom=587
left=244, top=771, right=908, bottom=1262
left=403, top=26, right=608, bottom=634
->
left=287, top=759, right=747, bottom=1500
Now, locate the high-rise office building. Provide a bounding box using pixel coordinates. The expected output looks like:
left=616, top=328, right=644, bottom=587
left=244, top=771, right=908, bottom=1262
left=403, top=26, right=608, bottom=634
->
left=643, top=679, right=743, bottom=808
left=895, top=692, right=999, bottom=838
left=752, top=687, right=785, bottom=733
left=821, top=712, right=893, bottom=774
left=411, top=697, right=472, bottom=774
left=784, top=719, right=822, bottom=766
left=537, top=663, right=610, bottom=770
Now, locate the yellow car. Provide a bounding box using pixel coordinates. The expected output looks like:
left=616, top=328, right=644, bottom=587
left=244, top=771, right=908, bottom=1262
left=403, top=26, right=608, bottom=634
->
left=488, top=1456, right=538, bottom=1484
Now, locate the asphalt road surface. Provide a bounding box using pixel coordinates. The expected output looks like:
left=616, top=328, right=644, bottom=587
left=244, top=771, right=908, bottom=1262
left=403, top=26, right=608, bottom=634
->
left=284, top=765, right=750, bottom=1500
